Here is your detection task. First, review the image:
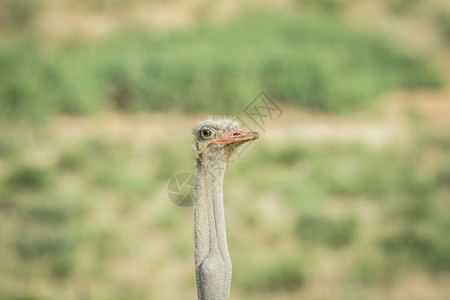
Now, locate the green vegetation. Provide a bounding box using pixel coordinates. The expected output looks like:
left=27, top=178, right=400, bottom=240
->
left=296, top=213, right=357, bottom=248
left=5, top=165, right=53, bottom=190
left=1, top=120, right=448, bottom=298
left=296, top=0, right=354, bottom=13
left=0, top=0, right=43, bottom=30
left=1, top=0, right=449, bottom=298
left=381, top=221, right=450, bottom=272
left=435, top=12, right=450, bottom=43
left=16, top=227, right=75, bottom=258
left=237, top=257, right=304, bottom=292
left=0, top=12, right=442, bottom=120
left=384, top=0, right=424, bottom=14
left=226, top=127, right=450, bottom=289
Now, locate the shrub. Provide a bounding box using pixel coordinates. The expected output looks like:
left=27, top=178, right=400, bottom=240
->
left=240, top=258, right=304, bottom=292
left=57, top=149, right=88, bottom=172
left=435, top=160, right=450, bottom=188
left=380, top=222, right=450, bottom=272
left=16, top=228, right=75, bottom=258
left=0, top=0, right=43, bottom=30
left=296, top=213, right=357, bottom=248
left=5, top=165, right=52, bottom=190
left=20, top=197, right=83, bottom=223
left=435, top=12, right=450, bottom=43
left=296, top=0, right=354, bottom=13
left=51, top=254, right=75, bottom=279
left=0, top=12, right=442, bottom=119
left=385, top=0, right=423, bottom=14
left=0, top=288, right=42, bottom=300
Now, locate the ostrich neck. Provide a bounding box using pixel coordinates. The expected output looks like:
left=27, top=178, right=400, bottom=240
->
left=193, top=158, right=232, bottom=300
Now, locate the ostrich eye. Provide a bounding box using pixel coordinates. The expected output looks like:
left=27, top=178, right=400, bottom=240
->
left=200, top=129, right=212, bottom=139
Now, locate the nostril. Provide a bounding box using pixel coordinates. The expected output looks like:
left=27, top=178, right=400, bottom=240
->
left=232, top=132, right=240, bottom=136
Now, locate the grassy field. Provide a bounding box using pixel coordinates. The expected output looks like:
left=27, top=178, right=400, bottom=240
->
left=0, top=11, right=443, bottom=120
left=1, top=0, right=450, bottom=299
left=0, top=110, right=449, bottom=299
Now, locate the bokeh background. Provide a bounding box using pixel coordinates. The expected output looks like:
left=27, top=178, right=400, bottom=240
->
left=1, top=0, right=450, bottom=299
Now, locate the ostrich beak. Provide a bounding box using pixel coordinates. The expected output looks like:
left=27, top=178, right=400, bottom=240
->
left=213, top=129, right=259, bottom=145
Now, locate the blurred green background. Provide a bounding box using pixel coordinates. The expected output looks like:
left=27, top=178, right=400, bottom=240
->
left=1, top=0, right=450, bottom=299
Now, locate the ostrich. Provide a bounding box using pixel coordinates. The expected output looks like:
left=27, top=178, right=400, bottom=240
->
left=192, top=117, right=258, bottom=300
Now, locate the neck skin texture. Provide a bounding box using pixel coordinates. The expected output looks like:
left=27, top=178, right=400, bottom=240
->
left=193, top=157, right=232, bottom=300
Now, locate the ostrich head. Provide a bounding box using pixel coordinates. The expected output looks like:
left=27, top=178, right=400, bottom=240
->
left=192, top=117, right=258, bottom=166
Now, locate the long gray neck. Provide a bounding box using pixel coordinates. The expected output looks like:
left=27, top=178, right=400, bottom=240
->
left=193, top=158, right=232, bottom=300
